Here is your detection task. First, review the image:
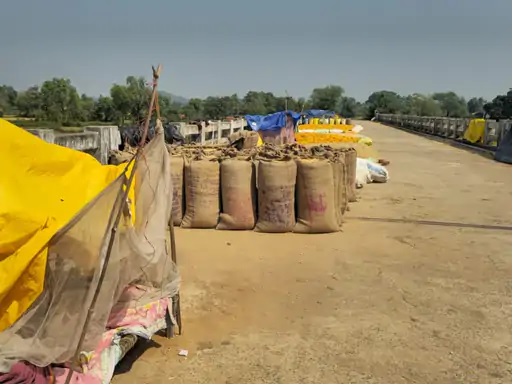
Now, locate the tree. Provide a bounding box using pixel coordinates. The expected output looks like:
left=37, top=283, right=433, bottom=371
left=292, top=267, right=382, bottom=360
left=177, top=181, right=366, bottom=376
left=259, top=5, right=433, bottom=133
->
left=467, top=97, right=486, bottom=115
left=79, top=94, right=95, bottom=121
left=432, top=92, right=468, bottom=118
left=484, top=89, right=512, bottom=120
left=16, top=86, right=42, bottom=118
left=403, top=93, right=443, bottom=116
left=110, top=76, right=151, bottom=125
left=365, top=90, right=404, bottom=118
left=340, top=96, right=361, bottom=118
left=202, top=96, right=223, bottom=119
left=181, top=98, right=204, bottom=120
left=242, top=91, right=267, bottom=115
left=93, top=96, right=116, bottom=122
left=0, top=85, right=18, bottom=116
left=310, top=85, right=344, bottom=111
left=39, top=78, right=82, bottom=124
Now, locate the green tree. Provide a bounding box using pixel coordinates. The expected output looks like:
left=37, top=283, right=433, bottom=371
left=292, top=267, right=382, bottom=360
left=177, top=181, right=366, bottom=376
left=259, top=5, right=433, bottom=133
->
left=403, top=93, right=443, bottom=116
left=110, top=76, right=151, bottom=125
left=79, top=94, right=95, bottom=121
left=93, top=96, right=115, bottom=122
left=467, top=97, right=486, bottom=115
left=39, top=78, right=82, bottom=124
left=16, top=86, right=42, bottom=118
left=365, top=90, right=404, bottom=118
left=432, top=92, right=468, bottom=118
left=242, top=91, right=268, bottom=115
left=484, top=89, right=512, bottom=120
left=110, top=84, right=131, bottom=124
left=181, top=98, right=204, bottom=120
left=0, top=85, right=18, bottom=116
left=125, top=76, right=151, bottom=123
left=340, top=96, right=361, bottom=118
left=203, top=96, right=235, bottom=119
left=309, top=85, right=344, bottom=111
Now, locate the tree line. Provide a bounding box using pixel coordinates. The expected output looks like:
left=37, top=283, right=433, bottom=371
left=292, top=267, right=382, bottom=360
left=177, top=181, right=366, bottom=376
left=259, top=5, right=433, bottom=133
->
left=0, top=77, right=511, bottom=127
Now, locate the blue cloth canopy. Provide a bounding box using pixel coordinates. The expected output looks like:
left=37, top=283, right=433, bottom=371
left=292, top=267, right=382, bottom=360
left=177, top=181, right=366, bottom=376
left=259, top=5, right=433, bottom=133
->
left=245, top=111, right=301, bottom=132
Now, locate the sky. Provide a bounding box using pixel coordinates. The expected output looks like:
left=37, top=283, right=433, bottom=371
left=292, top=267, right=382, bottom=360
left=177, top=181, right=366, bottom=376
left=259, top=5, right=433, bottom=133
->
left=0, top=0, right=512, bottom=101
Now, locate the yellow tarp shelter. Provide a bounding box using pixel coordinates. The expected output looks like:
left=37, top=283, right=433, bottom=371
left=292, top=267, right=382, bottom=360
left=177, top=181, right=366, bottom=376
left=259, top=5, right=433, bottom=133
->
left=0, top=119, right=134, bottom=331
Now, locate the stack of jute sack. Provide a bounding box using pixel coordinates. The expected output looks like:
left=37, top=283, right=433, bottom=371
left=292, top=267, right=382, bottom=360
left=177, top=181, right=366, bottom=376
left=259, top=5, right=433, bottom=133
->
left=166, top=143, right=358, bottom=234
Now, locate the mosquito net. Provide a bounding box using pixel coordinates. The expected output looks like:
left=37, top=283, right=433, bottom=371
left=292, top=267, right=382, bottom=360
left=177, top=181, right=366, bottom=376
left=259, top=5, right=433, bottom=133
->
left=0, top=124, right=180, bottom=371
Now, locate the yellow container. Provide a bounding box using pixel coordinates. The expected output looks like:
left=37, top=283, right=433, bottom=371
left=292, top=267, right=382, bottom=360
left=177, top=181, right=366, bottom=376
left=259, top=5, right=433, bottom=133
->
left=329, top=118, right=335, bottom=125
left=313, top=118, right=319, bottom=124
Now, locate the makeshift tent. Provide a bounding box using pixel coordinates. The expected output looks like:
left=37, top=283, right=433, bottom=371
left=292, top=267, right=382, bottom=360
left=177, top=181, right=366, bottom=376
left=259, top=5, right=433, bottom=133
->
left=494, top=124, right=512, bottom=164
left=245, top=111, right=300, bottom=145
left=0, top=119, right=179, bottom=378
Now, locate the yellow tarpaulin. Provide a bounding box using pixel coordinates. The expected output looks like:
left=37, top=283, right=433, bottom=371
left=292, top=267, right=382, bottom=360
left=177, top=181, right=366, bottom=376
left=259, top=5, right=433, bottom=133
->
left=0, top=119, right=134, bottom=331
left=464, top=118, right=486, bottom=143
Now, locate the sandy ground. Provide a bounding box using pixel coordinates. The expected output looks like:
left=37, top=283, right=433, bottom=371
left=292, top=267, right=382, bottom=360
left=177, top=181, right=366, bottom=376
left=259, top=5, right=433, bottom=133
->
left=112, top=121, right=512, bottom=384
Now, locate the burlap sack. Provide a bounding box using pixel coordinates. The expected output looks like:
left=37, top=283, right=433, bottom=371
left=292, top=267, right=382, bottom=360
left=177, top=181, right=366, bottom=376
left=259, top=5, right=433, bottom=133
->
left=255, top=160, right=297, bottom=233
left=169, top=155, right=184, bottom=226
left=181, top=159, right=220, bottom=228
left=345, top=149, right=357, bottom=202
left=229, top=131, right=260, bottom=149
left=217, top=159, right=257, bottom=230
left=294, top=159, right=340, bottom=233
left=331, top=160, right=345, bottom=226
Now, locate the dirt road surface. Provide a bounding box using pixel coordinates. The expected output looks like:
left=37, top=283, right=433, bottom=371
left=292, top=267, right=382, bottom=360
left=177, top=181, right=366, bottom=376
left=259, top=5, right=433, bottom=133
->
left=113, top=121, right=512, bottom=384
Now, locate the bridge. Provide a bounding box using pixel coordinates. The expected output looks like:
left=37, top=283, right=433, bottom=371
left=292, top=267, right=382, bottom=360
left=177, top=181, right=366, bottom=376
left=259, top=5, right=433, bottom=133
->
left=173, top=118, right=247, bottom=145
left=375, top=113, right=511, bottom=154
left=26, top=119, right=248, bottom=163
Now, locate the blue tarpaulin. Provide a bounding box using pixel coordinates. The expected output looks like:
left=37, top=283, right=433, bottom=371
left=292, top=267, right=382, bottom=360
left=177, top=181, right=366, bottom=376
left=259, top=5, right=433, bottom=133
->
left=302, top=109, right=336, bottom=118
left=245, top=111, right=301, bottom=132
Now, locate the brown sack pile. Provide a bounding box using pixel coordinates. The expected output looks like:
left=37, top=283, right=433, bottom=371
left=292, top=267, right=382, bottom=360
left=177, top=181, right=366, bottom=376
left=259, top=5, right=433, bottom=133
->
left=217, top=158, right=257, bottom=230
left=255, top=159, right=297, bottom=233
left=294, top=159, right=340, bottom=233
left=170, top=155, right=185, bottom=226
left=181, top=158, right=220, bottom=228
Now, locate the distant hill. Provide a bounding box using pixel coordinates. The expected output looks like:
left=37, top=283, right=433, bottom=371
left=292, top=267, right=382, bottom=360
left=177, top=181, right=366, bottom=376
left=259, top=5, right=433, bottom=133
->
left=159, top=91, right=189, bottom=105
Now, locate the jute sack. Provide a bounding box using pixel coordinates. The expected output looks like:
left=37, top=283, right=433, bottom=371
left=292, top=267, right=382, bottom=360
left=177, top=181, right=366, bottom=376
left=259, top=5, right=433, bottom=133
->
left=345, top=149, right=357, bottom=202
left=170, top=155, right=185, bottom=226
left=217, top=159, right=257, bottom=230
left=255, top=160, right=297, bottom=233
left=229, top=131, right=260, bottom=149
left=294, top=159, right=340, bottom=233
left=331, top=159, right=345, bottom=226
left=181, top=158, right=220, bottom=228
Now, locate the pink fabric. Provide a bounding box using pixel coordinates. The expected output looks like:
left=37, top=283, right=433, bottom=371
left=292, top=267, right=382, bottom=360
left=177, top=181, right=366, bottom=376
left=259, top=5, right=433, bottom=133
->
left=258, top=116, right=296, bottom=145
left=53, top=291, right=170, bottom=384
left=0, top=361, right=49, bottom=384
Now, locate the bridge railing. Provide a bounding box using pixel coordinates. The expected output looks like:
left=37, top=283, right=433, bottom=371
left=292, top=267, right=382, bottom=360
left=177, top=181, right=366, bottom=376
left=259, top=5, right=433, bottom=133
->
left=375, top=114, right=511, bottom=151
left=174, top=119, right=247, bottom=145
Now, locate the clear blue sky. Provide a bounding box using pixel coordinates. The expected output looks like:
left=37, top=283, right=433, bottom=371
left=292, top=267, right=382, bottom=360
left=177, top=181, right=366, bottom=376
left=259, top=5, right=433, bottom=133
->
left=0, top=0, right=512, bottom=101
